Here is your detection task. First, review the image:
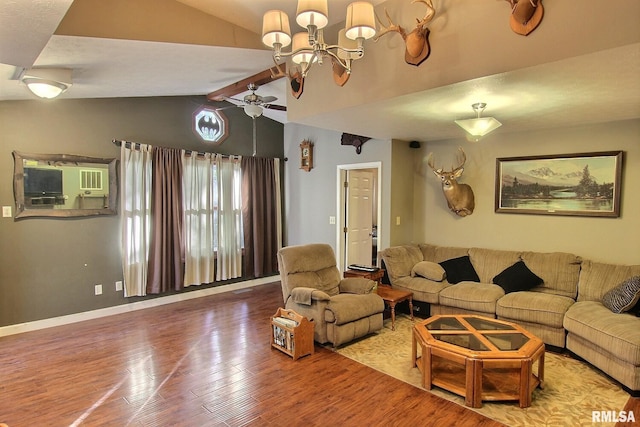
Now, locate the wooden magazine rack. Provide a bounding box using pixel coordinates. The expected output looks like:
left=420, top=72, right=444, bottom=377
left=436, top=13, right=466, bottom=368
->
left=270, top=308, right=314, bottom=360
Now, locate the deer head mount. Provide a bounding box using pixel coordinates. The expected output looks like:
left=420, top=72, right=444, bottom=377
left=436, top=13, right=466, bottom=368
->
left=427, top=148, right=475, bottom=217
left=506, top=0, right=544, bottom=36
left=374, top=0, right=435, bottom=67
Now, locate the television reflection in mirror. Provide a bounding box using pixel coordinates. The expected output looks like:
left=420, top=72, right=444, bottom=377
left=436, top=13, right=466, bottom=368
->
left=12, top=151, right=118, bottom=219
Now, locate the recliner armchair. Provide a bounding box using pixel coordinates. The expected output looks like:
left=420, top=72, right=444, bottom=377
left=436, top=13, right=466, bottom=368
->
left=277, top=243, right=385, bottom=347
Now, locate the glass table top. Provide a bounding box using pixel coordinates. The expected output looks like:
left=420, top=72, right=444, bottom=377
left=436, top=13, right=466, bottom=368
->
left=423, top=315, right=530, bottom=352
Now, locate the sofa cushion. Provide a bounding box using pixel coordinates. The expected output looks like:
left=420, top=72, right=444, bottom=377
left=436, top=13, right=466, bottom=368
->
left=578, top=260, right=640, bottom=302
left=438, top=282, right=504, bottom=314
left=439, top=256, right=480, bottom=284
left=434, top=245, right=470, bottom=263
left=602, top=276, right=640, bottom=313
left=393, top=276, right=449, bottom=304
left=380, top=245, right=423, bottom=283
left=564, top=301, right=640, bottom=365
left=469, top=247, right=522, bottom=284
left=519, top=251, right=582, bottom=298
left=411, top=261, right=446, bottom=281
left=493, top=261, right=543, bottom=294
left=418, top=243, right=438, bottom=262
left=497, top=291, right=575, bottom=328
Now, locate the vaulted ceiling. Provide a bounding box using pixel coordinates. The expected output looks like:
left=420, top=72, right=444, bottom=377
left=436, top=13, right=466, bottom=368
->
left=1, top=0, right=639, bottom=142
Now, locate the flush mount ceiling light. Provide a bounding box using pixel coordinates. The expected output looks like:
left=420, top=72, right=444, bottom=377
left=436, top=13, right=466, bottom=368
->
left=454, top=103, right=502, bottom=141
left=21, top=68, right=72, bottom=99
left=262, top=1, right=376, bottom=82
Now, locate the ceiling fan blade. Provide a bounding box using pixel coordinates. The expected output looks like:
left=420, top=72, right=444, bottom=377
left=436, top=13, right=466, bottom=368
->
left=207, top=63, right=287, bottom=101
left=214, top=105, right=241, bottom=111
left=264, top=104, right=287, bottom=111
left=220, top=95, right=244, bottom=103
left=258, top=95, right=277, bottom=103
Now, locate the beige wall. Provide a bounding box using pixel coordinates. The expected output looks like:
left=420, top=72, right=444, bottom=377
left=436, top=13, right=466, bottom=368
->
left=414, top=119, right=640, bottom=265
left=283, top=123, right=392, bottom=255
left=288, top=0, right=640, bottom=134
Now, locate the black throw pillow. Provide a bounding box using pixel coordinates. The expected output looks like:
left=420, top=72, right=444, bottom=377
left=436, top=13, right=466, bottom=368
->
left=492, top=260, right=543, bottom=294
left=439, top=256, right=480, bottom=284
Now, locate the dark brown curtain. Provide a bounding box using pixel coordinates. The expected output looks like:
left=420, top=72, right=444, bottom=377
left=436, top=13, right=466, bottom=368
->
left=241, top=156, right=279, bottom=278
left=147, top=147, right=184, bottom=294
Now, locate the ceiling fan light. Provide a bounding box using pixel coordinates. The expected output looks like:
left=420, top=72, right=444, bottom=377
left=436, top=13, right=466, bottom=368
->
left=21, top=68, right=72, bottom=99
left=296, top=0, right=329, bottom=29
left=262, top=10, right=292, bottom=48
left=244, top=104, right=263, bottom=118
left=345, top=2, right=376, bottom=41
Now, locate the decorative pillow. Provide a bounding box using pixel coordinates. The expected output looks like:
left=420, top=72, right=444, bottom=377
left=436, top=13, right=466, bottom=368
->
left=439, top=256, right=480, bottom=284
left=602, top=276, right=640, bottom=314
left=492, top=260, right=543, bottom=294
left=411, top=261, right=446, bottom=282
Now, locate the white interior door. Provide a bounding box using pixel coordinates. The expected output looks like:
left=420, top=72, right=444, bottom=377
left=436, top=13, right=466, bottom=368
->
left=345, top=169, right=374, bottom=266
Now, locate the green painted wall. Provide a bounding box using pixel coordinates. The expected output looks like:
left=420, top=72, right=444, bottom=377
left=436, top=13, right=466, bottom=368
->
left=0, top=96, right=284, bottom=327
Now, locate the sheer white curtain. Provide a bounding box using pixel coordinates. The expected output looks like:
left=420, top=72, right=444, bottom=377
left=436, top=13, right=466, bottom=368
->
left=215, top=154, right=242, bottom=281
left=120, top=143, right=152, bottom=297
left=182, top=151, right=216, bottom=287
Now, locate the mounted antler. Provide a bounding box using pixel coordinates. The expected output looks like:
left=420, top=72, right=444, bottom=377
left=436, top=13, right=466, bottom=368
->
left=374, top=9, right=408, bottom=42
left=374, top=0, right=435, bottom=66
left=427, top=147, right=475, bottom=217
left=505, top=0, right=544, bottom=36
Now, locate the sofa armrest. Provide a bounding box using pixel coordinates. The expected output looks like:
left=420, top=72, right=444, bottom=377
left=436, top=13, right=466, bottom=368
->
left=339, top=278, right=376, bottom=294
left=290, top=287, right=331, bottom=305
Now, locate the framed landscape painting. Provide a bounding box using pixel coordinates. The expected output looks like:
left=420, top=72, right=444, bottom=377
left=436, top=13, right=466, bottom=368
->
left=495, top=151, right=623, bottom=217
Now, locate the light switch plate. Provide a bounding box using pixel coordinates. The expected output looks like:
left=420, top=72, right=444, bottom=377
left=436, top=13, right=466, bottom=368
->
left=2, top=206, right=11, bottom=218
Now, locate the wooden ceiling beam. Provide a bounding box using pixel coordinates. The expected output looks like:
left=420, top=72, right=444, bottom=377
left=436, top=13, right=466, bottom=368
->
left=207, top=63, right=286, bottom=101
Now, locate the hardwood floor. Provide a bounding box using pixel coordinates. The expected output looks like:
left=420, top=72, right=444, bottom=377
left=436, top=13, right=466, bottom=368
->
left=0, top=281, right=636, bottom=426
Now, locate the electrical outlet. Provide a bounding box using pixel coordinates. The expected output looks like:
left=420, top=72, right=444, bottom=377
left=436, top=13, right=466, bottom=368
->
left=2, top=206, right=11, bottom=218
left=94, top=284, right=103, bottom=295
left=329, top=216, right=336, bottom=225
left=115, top=281, right=123, bottom=291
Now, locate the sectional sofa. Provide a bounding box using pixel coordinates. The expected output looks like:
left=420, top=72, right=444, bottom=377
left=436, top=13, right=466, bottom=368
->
left=380, top=243, right=640, bottom=393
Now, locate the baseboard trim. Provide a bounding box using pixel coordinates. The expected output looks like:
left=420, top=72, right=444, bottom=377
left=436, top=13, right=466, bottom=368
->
left=0, top=276, right=277, bottom=338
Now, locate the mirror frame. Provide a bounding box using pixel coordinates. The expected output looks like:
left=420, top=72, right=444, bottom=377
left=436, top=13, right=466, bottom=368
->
left=13, top=151, right=118, bottom=219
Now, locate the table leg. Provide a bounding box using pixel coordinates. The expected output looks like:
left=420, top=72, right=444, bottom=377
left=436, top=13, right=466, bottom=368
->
left=519, top=359, right=532, bottom=408
left=408, top=296, right=414, bottom=321
left=389, top=301, right=397, bottom=330
left=466, top=358, right=483, bottom=408
left=411, top=329, right=417, bottom=367
left=538, top=349, right=545, bottom=389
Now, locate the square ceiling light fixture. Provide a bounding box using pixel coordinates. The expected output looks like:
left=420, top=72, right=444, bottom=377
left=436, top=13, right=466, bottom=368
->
left=21, top=68, right=73, bottom=99
left=455, top=103, right=502, bottom=141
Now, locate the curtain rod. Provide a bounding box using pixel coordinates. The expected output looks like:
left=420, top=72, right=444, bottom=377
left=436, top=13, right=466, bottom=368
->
left=112, top=139, right=287, bottom=161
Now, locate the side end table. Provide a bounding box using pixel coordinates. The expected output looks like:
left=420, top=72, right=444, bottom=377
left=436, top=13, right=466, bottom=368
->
left=343, top=268, right=385, bottom=287
left=375, top=285, right=414, bottom=331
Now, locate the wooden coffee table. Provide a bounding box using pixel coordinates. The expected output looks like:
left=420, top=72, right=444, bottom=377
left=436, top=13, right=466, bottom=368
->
left=375, top=285, right=413, bottom=331
left=411, top=314, right=545, bottom=408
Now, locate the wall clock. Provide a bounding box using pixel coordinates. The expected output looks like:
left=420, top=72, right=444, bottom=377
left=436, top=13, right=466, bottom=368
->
left=300, top=140, right=313, bottom=172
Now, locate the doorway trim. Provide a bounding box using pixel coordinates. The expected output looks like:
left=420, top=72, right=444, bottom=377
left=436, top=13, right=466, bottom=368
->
left=336, top=161, right=382, bottom=273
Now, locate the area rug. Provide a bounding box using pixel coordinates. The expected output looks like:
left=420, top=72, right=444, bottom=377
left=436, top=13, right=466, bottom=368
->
left=335, top=315, right=630, bottom=427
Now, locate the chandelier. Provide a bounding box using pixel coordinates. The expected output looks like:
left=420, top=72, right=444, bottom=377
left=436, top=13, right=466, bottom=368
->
left=261, top=1, right=376, bottom=80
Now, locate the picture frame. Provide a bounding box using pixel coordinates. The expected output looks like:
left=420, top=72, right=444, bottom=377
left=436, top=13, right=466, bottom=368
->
left=495, top=151, right=623, bottom=217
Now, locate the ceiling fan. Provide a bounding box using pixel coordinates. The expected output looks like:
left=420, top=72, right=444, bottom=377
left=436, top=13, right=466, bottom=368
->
left=213, top=83, right=286, bottom=118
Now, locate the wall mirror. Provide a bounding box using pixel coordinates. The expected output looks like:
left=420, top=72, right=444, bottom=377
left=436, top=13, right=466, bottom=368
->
left=12, top=151, right=118, bottom=219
